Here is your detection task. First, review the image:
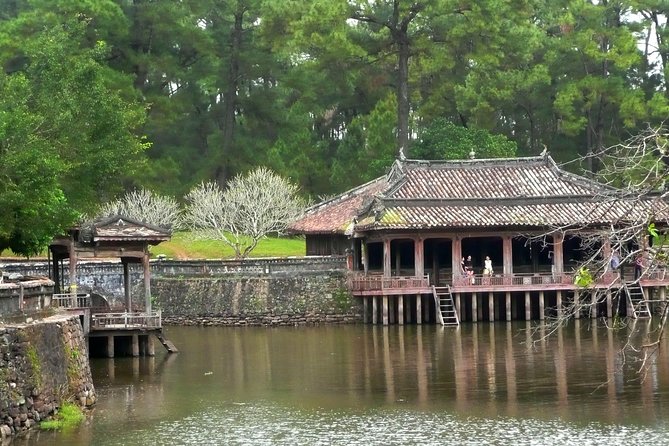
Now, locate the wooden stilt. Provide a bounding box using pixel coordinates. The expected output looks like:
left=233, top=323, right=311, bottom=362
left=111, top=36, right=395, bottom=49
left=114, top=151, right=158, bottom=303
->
left=423, top=295, right=430, bottom=323
left=455, top=293, right=461, bottom=321
left=132, top=334, right=139, bottom=357
left=477, top=293, right=483, bottom=321
left=147, top=336, right=155, bottom=356
left=539, top=291, right=545, bottom=321
left=591, top=292, right=597, bottom=318
left=398, top=296, right=404, bottom=325
left=382, top=296, right=389, bottom=325
left=489, top=293, right=494, bottom=322
left=472, top=293, right=478, bottom=322
left=505, top=292, right=511, bottom=321
left=556, top=291, right=563, bottom=319
left=363, top=298, right=369, bottom=324
left=406, top=296, right=412, bottom=324
left=606, top=291, right=612, bottom=318
left=107, top=336, right=114, bottom=358
left=416, top=295, right=422, bottom=324
left=661, top=287, right=666, bottom=302
left=388, top=296, right=395, bottom=324
left=574, top=291, right=580, bottom=319
left=525, top=292, right=531, bottom=321
left=372, top=297, right=378, bottom=324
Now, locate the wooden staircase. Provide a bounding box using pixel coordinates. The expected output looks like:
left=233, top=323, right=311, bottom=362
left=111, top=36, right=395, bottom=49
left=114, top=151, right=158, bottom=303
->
left=624, top=281, right=651, bottom=319
left=156, top=332, right=179, bottom=353
left=433, top=286, right=459, bottom=326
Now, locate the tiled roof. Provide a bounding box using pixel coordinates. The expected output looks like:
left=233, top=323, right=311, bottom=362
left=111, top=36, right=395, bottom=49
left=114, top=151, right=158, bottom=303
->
left=288, top=154, right=669, bottom=235
left=288, top=178, right=388, bottom=234
left=88, top=215, right=171, bottom=242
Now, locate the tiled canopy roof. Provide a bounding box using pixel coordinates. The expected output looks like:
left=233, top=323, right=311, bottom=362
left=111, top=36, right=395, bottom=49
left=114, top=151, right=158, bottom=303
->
left=288, top=155, right=669, bottom=234
left=83, top=215, right=171, bottom=242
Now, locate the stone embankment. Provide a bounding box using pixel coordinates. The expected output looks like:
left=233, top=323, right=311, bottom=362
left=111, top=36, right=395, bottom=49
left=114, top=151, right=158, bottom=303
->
left=0, top=314, right=95, bottom=439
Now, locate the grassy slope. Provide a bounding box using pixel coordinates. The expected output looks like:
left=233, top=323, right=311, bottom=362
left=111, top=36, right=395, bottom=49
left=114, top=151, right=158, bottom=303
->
left=1, top=232, right=306, bottom=260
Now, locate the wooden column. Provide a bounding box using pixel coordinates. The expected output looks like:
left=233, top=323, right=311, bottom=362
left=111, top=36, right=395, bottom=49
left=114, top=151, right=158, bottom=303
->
left=553, top=232, right=565, bottom=276
left=423, top=297, right=430, bottom=323
left=455, top=293, right=461, bottom=321
left=123, top=260, right=131, bottom=311
left=539, top=291, right=545, bottom=321
left=574, top=291, right=580, bottom=319
left=69, top=238, right=77, bottom=307
left=405, top=296, right=412, bottom=323
left=51, top=253, right=61, bottom=294
left=398, top=296, right=405, bottom=325
left=362, top=241, right=369, bottom=274
left=383, top=238, right=392, bottom=277
left=363, top=297, right=369, bottom=323
left=472, top=293, right=478, bottom=322
left=414, top=237, right=424, bottom=278
left=488, top=293, right=494, bottom=322
left=505, top=292, right=511, bottom=321
left=557, top=291, right=563, bottom=319
left=416, top=295, right=422, bottom=324
left=661, top=287, right=666, bottom=302
left=525, top=292, right=531, bottom=320
left=452, top=237, right=462, bottom=282
left=394, top=248, right=401, bottom=276
left=382, top=296, right=389, bottom=325
left=143, top=252, right=152, bottom=314
left=372, top=297, right=378, bottom=324
left=147, top=335, right=155, bottom=356
left=502, top=236, right=513, bottom=275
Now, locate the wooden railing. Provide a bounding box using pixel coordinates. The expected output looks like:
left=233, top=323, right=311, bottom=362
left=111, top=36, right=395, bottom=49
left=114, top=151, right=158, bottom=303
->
left=349, top=275, right=430, bottom=292
left=90, top=311, right=162, bottom=330
left=451, top=273, right=574, bottom=287
left=52, top=293, right=91, bottom=309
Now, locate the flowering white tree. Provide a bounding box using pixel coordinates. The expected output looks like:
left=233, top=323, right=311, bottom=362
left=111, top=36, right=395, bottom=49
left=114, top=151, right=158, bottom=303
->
left=95, top=188, right=183, bottom=230
left=185, top=167, right=306, bottom=259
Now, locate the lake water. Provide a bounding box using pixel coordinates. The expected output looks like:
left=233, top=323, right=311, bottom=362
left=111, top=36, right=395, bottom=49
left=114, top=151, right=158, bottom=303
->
left=13, top=320, right=669, bottom=445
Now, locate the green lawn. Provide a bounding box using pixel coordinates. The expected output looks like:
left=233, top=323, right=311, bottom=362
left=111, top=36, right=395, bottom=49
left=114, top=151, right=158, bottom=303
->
left=1, top=232, right=306, bottom=260
left=149, top=232, right=306, bottom=259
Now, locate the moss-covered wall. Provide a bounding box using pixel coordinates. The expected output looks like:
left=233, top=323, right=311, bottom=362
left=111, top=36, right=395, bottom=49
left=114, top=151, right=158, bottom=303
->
left=155, top=271, right=362, bottom=326
left=0, top=315, right=95, bottom=439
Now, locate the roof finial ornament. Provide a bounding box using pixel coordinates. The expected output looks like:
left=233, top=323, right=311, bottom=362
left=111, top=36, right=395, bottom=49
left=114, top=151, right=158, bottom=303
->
left=469, top=149, right=476, bottom=159
left=398, top=147, right=406, bottom=161
left=541, top=144, right=548, bottom=157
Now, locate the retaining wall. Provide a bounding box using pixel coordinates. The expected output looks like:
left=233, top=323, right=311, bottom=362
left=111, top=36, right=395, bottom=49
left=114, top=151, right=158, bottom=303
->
left=0, top=314, right=95, bottom=439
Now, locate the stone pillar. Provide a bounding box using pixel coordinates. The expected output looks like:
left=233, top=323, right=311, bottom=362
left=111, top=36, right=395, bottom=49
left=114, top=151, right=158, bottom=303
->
left=525, top=292, right=531, bottom=320
left=472, top=293, right=478, bottom=322
left=382, top=296, right=389, bottom=325
left=147, top=335, right=155, bottom=356
left=398, top=296, right=404, bottom=325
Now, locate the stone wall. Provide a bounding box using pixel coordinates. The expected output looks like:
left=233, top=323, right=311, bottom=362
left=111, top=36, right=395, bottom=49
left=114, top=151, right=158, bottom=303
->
left=0, top=280, right=54, bottom=317
left=155, top=271, right=362, bottom=326
left=0, top=315, right=95, bottom=439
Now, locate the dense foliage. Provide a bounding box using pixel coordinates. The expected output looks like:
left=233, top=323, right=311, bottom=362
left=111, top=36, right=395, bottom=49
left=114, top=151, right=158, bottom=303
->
left=3, top=0, right=669, bottom=254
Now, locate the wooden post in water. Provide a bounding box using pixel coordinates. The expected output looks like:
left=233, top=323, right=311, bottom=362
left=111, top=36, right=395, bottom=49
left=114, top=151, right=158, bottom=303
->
left=416, top=295, right=422, bottom=324
left=398, top=296, right=404, bottom=325
left=382, top=296, right=389, bottom=325
left=372, top=297, right=378, bottom=324
left=591, top=292, right=597, bottom=318
left=556, top=291, right=563, bottom=319
left=455, top=293, right=461, bottom=321
left=405, top=296, right=412, bottom=324
left=132, top=334, right=139, bottom=357
left=423, top=296, right=430, bottom=323
left=488, top=293, right=494, bottom=322
left=525, top=292, right=531, bottom=320
left=472, top=293, right=478, bottom=322
left=574, top=291, right=580, bottom=319
left=363, top=298, right=369, bottom=323
left=539, top=291, right=545, bottom=320
left=107, top=336, right=115, bottom=358
left=606, top=291, right=612, bottom=318
left=505, top=292, right=511, bottom=321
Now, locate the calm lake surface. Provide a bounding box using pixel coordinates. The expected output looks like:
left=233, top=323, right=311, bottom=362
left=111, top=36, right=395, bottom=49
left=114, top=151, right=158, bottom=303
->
left=13, top=321, right=669, bottom=445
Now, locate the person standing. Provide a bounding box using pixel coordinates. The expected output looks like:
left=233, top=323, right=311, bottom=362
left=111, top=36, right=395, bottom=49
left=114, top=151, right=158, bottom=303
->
left=634, top=254, right=643, bottom=280
left=484, top=256, right=493, bottom=275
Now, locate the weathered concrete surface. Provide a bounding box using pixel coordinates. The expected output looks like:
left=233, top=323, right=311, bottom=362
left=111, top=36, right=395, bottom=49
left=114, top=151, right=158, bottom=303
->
left=0, top=315, right=95, bottom=438
left=0, top=279, right=54, bottom=316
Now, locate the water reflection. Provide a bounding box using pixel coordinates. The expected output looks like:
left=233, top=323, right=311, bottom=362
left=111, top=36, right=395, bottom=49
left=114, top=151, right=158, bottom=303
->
left=14, top=321, right=669, bottom=445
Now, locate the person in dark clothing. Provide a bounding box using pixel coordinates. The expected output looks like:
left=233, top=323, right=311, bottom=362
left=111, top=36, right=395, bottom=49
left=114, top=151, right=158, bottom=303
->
left=634, top=254, right=643, bottom=280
